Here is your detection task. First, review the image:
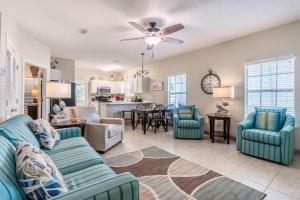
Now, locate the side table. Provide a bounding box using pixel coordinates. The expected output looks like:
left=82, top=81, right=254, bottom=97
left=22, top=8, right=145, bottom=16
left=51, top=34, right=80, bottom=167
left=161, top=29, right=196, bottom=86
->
left=51, top=119, right=87, bottom=137
left=207, top=114, right=231, bottom=144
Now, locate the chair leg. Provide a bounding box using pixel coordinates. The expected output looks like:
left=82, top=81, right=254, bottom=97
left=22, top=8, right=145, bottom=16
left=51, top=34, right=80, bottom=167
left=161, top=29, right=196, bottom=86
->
left=154, top=121, right=157, bottom=134
left=147, top=119, right=152, bottom=131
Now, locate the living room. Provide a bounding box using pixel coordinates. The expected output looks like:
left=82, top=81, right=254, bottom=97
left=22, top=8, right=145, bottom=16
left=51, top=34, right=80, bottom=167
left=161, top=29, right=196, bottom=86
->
left=0, top=1, right=299, bottom=200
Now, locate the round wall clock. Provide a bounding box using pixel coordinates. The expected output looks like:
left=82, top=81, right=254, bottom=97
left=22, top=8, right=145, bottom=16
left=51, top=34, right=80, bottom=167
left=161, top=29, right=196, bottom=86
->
left=201, top=70, right=221, bottom=94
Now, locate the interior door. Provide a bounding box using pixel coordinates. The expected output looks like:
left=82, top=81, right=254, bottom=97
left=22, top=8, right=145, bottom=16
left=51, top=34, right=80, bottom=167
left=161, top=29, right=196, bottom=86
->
left=5, top=37, right=21, bottom=119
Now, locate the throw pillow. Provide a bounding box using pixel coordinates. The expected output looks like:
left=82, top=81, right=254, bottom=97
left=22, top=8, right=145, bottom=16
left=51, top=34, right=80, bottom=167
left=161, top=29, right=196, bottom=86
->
left=15, top=141, right=68, bottom=199
left=255, top=111, right=281, bottom=131
left=178, top=108, right=193, bottom=120
left=28, top=119, right=60, bottom=149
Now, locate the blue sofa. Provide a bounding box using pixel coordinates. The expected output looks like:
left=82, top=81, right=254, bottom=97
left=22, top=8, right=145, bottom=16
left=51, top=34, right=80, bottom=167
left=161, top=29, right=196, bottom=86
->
left=236, top=107, right=295, bottom=165
left=173, top=106, right=204, bottom=139
left=0, top=114, right=139, bottom=200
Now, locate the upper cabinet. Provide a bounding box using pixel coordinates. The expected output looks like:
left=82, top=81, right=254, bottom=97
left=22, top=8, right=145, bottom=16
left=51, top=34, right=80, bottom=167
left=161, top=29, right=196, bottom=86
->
left=130, top=77, right=149, bottom=94
left=89, top=80, right=126, bottom=94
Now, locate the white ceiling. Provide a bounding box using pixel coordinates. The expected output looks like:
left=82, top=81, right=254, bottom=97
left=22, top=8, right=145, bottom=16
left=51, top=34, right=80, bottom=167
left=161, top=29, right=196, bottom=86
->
left=3, top=0, right=300, bottom=71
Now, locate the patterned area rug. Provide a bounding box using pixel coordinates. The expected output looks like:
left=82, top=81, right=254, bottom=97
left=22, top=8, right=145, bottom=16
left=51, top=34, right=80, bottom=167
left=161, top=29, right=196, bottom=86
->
left=105, top=146, right=266, bottom=200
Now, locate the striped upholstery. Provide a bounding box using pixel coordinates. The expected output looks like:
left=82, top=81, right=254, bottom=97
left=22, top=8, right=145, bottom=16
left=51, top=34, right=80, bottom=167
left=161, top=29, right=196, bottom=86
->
left=255, top=111, right=281, bottom=131
left=44, top=137, right=90, bottom=154
left=178, top=120, right=201, bottom=128
left=242, top=129, right=280, bottom=145
left=57, top=127, right=82, bottom=139
left=173, top=108, right=204, bottom=139
left=237, top=108, right=295, bottom=165
left=0, top=114, right=40, bottom=148
left=0, top=136, right=25, bottom=200
left=0, top=114, right=139, bottom=200
left=47, top=146, right=104, bottom=175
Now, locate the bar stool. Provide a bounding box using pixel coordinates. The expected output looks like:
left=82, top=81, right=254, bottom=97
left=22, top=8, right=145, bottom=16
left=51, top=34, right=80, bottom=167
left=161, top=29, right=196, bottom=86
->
left=121, top=110, right=133, bottom=126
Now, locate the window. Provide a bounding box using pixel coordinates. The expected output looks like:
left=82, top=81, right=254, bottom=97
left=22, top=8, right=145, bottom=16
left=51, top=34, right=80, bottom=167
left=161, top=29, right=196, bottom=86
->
left=168, top=74, right=186, bottom=106
left=245, top=56, right=295, bottom=115
left=75, top=82, right=87, bottom=105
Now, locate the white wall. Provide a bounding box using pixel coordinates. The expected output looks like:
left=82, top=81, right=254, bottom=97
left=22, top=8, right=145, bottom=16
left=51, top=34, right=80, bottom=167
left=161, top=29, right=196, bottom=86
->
left=123, top=20, right=300, bottom=149
left=0, top=9, right=51, bottom=121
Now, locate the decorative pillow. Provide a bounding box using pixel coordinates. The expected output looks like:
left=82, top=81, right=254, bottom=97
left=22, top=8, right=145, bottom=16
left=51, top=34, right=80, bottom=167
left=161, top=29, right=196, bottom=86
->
left=28, top=119, right=60, bottom=150
left=255, top=107, right=286, bottom=128
left=178, top=108, right=193, bottom=120
left=15, top=141, right=68, bottom=199
left=255, top=111, right=281, bottom=131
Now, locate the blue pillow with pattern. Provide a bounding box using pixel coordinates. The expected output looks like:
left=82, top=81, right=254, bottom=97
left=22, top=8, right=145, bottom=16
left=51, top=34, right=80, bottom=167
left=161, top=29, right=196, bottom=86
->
left=15, top=141, right=68, bottom=199
left=255, top=111, right=281, bottom=131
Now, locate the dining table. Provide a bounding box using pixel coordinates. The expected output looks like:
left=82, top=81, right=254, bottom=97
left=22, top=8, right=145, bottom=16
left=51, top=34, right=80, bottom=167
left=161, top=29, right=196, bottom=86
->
left=131, top=108, right=174, bottom=134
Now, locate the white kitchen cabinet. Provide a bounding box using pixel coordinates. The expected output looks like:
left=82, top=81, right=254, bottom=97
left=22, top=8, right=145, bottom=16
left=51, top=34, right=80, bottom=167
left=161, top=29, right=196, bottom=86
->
left=128, top=77, right=149, bottom=93
left=89, top=80, right=99, bottom=94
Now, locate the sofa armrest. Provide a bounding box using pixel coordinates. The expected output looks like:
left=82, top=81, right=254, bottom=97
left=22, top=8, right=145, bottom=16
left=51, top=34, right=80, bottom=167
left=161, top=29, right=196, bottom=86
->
left=279, top=114, right=295, bottom=165
left=236, top=112, right=255, bottom=151
left=101, top=118, right=124, bottom=125
left=56, top=127, right=81, bottom=139
left=51, top=172, right=139, bottom=200
left=194, top=109, right=204, bottom=122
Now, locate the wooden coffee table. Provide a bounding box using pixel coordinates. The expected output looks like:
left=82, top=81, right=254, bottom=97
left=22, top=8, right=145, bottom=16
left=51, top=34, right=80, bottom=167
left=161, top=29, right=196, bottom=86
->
left=51, top=119, right=87, bottom=136
left=207, top=114, right=231, bottom=144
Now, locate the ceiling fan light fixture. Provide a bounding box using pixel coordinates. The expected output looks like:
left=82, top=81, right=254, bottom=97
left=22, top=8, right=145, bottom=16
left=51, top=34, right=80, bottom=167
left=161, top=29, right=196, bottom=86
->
left=145, top=35, right=161, bottom=46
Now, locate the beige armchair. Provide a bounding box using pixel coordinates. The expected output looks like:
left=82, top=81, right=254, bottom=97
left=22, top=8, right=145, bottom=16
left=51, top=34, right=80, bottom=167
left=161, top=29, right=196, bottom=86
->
left=64, top=106, right=124, bottom=152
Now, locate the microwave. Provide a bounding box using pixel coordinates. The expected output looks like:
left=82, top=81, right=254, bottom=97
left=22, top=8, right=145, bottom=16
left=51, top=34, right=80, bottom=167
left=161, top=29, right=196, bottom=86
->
left=97, top=86, right=111, bottom=95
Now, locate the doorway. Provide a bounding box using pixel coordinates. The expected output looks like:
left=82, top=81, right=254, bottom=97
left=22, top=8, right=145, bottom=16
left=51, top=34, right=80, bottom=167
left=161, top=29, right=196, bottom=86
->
left=23, top=63, right=46, bottom=119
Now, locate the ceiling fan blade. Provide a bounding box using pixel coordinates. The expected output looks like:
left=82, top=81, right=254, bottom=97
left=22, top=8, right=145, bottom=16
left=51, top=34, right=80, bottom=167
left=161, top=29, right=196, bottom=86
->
left=161, top=23, right=184, bottom=35
left=163, top=37, right=184, bottom=44
left=147, top=44, right=153, bottom=50
left=120, top=37, right=144, bottom=41
left=129, top=22, right=147, bottom=33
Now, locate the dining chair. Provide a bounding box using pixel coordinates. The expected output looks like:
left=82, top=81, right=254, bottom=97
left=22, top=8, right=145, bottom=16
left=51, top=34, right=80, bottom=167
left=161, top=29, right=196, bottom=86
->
left=165, top=104, right=176, bottom=127
left=147, top=104, right=167, bottom=133
left=135, top=104, right=146, bottom=129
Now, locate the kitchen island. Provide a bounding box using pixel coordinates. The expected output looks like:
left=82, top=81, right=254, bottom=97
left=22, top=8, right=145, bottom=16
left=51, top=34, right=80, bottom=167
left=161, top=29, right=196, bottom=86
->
left=92, top=101, right=152, bottom=118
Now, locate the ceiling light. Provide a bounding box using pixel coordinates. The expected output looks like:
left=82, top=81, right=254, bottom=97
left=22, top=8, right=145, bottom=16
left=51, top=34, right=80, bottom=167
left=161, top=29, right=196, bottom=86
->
left=145, top=35, right=161, bottom=46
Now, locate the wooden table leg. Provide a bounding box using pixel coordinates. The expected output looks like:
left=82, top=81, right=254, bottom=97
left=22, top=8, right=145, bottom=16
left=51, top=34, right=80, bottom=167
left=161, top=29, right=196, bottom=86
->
left=131, top=111, right=135, bottom=130
left=212, top=118, right=215, bottom=143
left=209, top=118, right=212, bottom=139
left=143, top=113, right=147, bottom=134
left=227, top=118, right=230, bottom=144
left=223, top=119, right=227, bottom=140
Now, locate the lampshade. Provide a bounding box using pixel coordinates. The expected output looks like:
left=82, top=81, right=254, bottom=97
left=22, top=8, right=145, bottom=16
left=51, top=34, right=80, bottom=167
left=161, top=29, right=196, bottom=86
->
left=46, top=82, right=71, bottom=99
left=31, top=89, right=39, bottom=97
left=213, top=86, right=234, bottom=99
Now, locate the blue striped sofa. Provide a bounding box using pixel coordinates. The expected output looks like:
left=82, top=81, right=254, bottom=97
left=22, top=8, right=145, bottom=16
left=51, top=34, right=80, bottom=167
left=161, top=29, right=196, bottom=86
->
left=236, top=107, right=295, bottom=165
left=0, top=115, right=139, bottom=200
left=173, top=107, right=204, bottom=139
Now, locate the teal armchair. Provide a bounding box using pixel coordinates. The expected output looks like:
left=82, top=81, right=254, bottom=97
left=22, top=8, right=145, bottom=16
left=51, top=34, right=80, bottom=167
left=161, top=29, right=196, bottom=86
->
left=236, top=107, right=295, bottom=165
left=173, top=106, right=204, bottom=139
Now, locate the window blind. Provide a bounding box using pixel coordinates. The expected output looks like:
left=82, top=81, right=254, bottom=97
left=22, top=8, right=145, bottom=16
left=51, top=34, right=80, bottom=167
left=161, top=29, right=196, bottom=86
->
left=245, top=56, right=295, bottom=116
left=168, top=74, right=187, bottom=106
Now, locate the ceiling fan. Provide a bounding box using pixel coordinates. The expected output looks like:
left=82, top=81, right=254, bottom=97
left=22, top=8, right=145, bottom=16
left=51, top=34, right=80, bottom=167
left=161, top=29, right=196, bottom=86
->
left=120, top=21, right=184, bottom=50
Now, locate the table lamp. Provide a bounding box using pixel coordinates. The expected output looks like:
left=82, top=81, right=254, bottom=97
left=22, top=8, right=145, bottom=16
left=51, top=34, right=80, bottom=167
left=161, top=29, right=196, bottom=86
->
left=46, top=82, right=71, bottom=114
left=213, top=86, right=234, bottom=115
left=31, top=89, right=38, bottom=103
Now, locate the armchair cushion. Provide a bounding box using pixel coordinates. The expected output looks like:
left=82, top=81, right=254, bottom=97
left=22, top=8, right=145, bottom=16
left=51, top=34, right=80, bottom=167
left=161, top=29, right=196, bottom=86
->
left=255, top=111, right=281, bottom=131
left=242, top=129, right=281, bottom=145
left=178, top=120, right=201, bottom=128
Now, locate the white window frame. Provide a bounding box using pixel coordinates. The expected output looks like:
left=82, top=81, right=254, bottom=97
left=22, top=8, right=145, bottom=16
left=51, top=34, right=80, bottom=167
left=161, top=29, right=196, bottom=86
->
left=244, top=55, right=295, bottom=116
left=168, top=73, right=187, bottom=106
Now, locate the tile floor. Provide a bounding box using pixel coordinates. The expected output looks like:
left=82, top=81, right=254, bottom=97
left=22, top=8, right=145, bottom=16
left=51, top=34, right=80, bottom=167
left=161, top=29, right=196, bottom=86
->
left=102, top=126, right=300, bottom=200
